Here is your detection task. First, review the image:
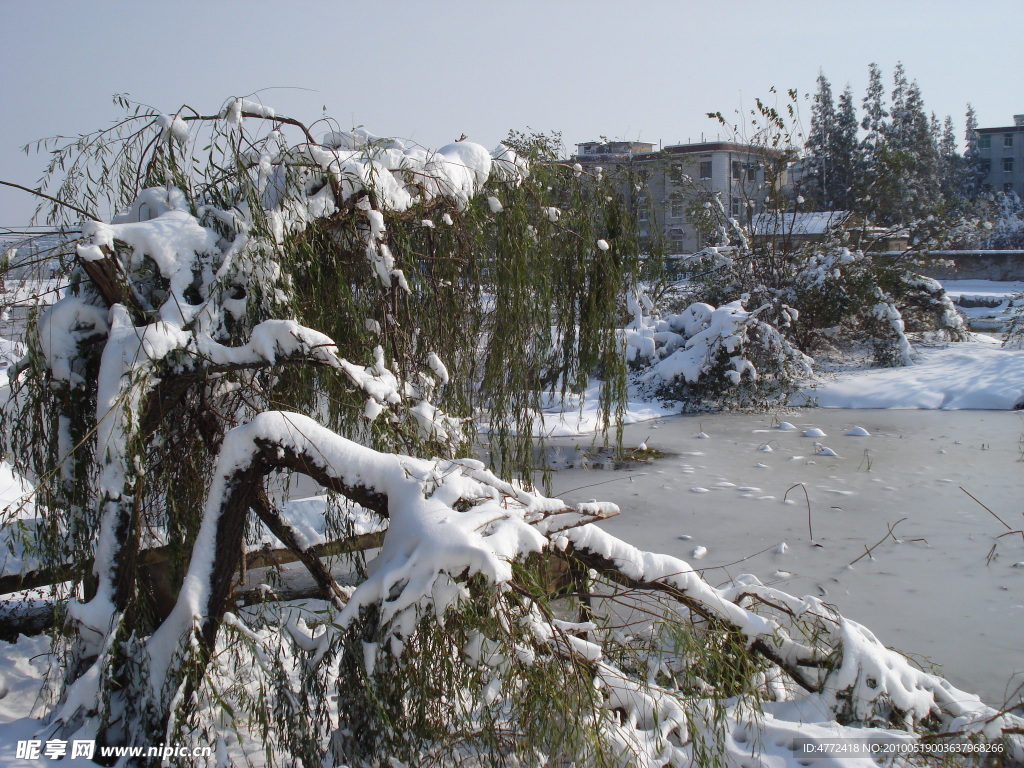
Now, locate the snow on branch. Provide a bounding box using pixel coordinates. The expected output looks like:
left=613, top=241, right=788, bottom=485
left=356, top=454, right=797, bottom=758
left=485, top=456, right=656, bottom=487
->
left=143, top=410, right=617, bottom=699
left=561, top=523, right=1023, bottom=742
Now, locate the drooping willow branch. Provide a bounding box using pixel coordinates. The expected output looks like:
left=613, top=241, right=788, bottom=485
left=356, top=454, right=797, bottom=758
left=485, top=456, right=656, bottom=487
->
left=0, top=178, right=97, bottom=221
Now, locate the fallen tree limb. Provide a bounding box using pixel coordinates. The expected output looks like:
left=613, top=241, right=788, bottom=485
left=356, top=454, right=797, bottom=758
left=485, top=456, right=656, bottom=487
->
left=0, top=600, right=57, bottom=642
left=0, top=528, right=387, bottom=596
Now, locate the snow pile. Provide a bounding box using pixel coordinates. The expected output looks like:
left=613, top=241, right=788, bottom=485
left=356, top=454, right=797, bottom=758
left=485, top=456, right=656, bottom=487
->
left=944, top=279, right=1024, bottom=331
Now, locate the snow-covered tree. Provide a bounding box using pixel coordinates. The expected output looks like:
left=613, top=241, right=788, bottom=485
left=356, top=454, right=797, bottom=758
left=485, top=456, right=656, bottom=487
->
left=682, top=95, right=966, bottom=370
left=860, top=64, right=888, bottom=142
left=938, top=114, right=963, bottom=203
left=1, top=98, right=1019, bottom=767
left=984, top=192, right=1024, bottom=250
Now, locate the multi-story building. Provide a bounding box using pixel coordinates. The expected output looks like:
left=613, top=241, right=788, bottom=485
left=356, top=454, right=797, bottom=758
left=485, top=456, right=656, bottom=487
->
left=976, top=115, right=1024, bottom=197
left=574, top=140, right=774, bottom=253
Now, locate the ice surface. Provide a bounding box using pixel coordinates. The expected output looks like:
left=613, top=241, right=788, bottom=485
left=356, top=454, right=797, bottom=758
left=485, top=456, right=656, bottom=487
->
left=547, top=408, right=1024, bottom=704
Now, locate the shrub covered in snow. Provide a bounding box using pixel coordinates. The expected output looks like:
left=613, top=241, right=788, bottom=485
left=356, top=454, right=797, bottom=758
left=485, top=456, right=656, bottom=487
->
left=673, top=237, right=966, bottom=371
left=624, top=290, right=812, bottom=410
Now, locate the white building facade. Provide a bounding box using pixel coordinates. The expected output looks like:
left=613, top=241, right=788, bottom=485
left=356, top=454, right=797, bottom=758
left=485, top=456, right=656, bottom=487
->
left=574, top=140, right=774, bottom=253
left=976, top=114, right=1024, bottom=198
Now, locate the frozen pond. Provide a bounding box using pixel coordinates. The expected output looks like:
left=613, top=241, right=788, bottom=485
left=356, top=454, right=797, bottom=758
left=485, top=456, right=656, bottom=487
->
left=545, top=408, right=1024, bottom=708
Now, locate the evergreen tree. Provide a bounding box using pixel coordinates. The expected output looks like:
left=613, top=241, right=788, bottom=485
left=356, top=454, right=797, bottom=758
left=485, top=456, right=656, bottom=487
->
left=830, top=85, right=860, bottom=211
left=888, top=63, right=909, bottom=144
left=877, top=68, right=939, bottom=225
left=802, top=71, right=836, bottom=208
left=963, top=103, right=985, bottom=198
left=859, top=63, right=889, bottom=223
left=861, top=63, right=889, bottom=139
left=938, top=114, right=963, bottom=204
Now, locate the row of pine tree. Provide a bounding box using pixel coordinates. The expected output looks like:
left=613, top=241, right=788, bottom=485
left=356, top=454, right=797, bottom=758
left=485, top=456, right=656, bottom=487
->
left=800, top=62, right=987, bottom=227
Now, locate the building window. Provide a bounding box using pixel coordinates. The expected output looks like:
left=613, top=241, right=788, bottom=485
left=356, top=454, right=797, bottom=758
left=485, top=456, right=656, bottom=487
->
left=981, top=159, right=992, bottom=174
left=1005, top=183, right=1015, bottom=194
left=1005, top=133, right=1014, bottom=148
left=732, top=161, right=743, bottom=181
left=669, top=197, right=685, bottom=219
left=667, top=228, right=685, bottom=250
left=731, top=197, right=742, bottom=217
left=1004, top=158, right=1014, bottom=173
left=747, top=164, right=759, bottom=182
left=699, top=161, right=712, bottom=179
left=978, top=135, right=991, bottom=149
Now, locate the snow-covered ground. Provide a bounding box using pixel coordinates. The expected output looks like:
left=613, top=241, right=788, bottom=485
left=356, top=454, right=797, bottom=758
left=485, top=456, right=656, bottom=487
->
left=800, top=334, right=1024, bottom=409
left=528, top=381, right=677, bottom=436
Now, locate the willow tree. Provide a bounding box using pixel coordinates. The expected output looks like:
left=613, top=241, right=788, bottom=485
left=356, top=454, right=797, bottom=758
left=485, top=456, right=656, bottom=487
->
left=2, top=98, right=1021, bottom=766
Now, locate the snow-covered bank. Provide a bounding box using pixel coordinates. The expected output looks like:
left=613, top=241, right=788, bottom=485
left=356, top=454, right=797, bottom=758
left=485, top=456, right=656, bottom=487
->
left=942, top=279, right=1024, bottom=304
left=798, top=337, right=1024, bottom=409
left=942, top=279, right=1023, bottom=331
left=531, top=382, right=677, bottom=436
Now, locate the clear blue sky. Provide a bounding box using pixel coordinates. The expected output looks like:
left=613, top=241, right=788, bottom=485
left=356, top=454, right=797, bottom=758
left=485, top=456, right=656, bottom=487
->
left=2, top=0, right=1021, bottom=225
